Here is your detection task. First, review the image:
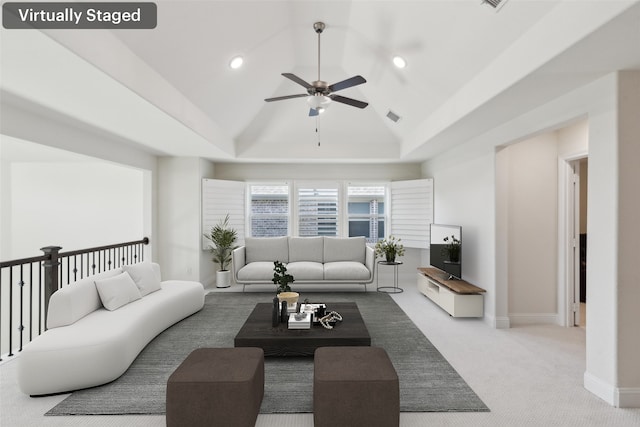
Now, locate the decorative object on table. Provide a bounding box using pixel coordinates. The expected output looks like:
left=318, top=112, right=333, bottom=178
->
left=273, top=260, right=299, bottom=309
left=288, top=311, right=312, bottom=329
left=375, top=235, right=405, bottom=263
left=441, top=234, right=461, bottom=263
left=280, top=301, right=288, bottom=323
left=203, top=214, right=238, bottom=288
left=272, top=296, right=280, bottom=327
left=319, top=311, right=343, bottom=330
left=300, top=302, right=327, bottom=322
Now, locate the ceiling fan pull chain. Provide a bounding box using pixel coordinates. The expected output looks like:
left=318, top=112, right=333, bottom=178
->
left=316, top=117, right=321, bottom=147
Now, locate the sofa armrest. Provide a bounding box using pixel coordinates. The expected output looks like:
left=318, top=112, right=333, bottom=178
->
left=232, top=246, right=246, bottom=282
left=365, top=246, right=375, bottom=279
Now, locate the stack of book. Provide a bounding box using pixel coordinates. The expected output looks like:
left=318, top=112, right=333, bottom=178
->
left=288, top=312, right=312, bottom=329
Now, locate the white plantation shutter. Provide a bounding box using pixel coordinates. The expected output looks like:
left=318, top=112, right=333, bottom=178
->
left=202, top=179, right=245, bottom=249
left=390, top=179, right=433, bottom=249
left=297, top=184, right=339, bottom=236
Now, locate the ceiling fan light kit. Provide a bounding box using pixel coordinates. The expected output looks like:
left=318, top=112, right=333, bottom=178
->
left=264, top=21, right=369, bottom=116
left=307, top=94, right=331, bottom=114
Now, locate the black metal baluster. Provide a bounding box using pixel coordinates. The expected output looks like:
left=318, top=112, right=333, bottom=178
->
left=73, top=255, right=78, bottom=282
left=38, top=262, right=43, bottom=335
left=29, top=264, right=33, bottom=342
left=18, top=265, right=24, bottom=352
left=0, top=272, right=3, bottom=361
left=91, top=252, right=96, bottom=275
left=8, top=268, right=13, bottom=357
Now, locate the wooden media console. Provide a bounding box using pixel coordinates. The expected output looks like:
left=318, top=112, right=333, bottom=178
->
left=417, top=267, right=486, bottom=317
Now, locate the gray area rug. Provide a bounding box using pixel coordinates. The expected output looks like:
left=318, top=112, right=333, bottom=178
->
left=46, top=292, right=488, bottom=415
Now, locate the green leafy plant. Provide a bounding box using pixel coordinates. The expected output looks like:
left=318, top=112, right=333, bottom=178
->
left=374, top=235, right=405, bottom=262
left=442, top=235, right=461, bottom=263
left=203, top=214, right=238, bottom=271
left=272, top=261, right=295, bottom=293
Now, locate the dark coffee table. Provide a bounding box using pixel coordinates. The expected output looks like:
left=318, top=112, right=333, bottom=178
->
left=234, top=302, right=371, bottom=356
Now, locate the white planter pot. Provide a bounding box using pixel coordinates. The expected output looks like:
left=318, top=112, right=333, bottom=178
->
left=216, top=270, right=231, bottom=288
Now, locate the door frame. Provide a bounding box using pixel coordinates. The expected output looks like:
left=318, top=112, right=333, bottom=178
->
left=558, top=151, right=587, bottom=327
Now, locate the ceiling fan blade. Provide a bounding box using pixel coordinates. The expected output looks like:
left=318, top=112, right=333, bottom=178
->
left=330, top=94, right=368, bottom=109
left=282, top=73, right=313, bottom=89
left=328, top=75, right=366, bottom=92
left=264, top=94, right=308, bottom=102
left=309, top=108, right=319, bottom=117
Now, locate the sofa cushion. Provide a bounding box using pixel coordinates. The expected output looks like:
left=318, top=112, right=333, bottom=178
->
left=245, top=237, right=289, bottom=264
left=323, top=237, right=366, bottom=264
left=95, top=272, right=142, bottom=311
left=123, top=262, right=162, bottom=297
left=47, top=268, right=123, bottom=329
left=288, top=237, right=324, bottom=263
left=324, top=262, right=372, bottom=281
left=286, top=261, right=324, bottom=281
left=237, top=262, right=277, bottom=282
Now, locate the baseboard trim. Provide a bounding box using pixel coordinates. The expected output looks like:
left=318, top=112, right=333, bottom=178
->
left=584, top=372, right=640, bottom=407
left=494, top=316, right=511, bottom=329
left=616, top=387, right=640, bottom=408
left=509, top=313, right=559, bottom=325
left=584, top=372, right=616, bottom=406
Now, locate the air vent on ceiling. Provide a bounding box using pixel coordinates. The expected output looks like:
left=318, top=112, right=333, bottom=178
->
left=482, top=0, right=508, bottom=11
left=386, top=110, right=401, bottom=123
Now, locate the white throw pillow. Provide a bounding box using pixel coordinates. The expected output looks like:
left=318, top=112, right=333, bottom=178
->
left=95, top=272, right=142, bottom=311
left=122, top=262, right=162, bottom=297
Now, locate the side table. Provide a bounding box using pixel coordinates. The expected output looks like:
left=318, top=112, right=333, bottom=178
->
left=376, top=261, right=403, bottom=293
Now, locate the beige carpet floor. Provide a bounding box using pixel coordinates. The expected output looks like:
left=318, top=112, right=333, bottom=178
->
left=2, top=279, right=640, bottom=427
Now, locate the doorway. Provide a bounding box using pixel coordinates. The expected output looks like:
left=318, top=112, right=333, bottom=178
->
left=562, top=156, right=588, bottom=327
left=576, top=158, right=588, bottom=328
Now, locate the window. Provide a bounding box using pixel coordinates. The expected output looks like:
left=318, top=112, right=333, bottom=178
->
left=347, top=185, right=386, bottom=244
left=248, top=184, right=289, bottom=237
left=238, top=179, right=431, bottom=242
left=297, top=185, right=339, bottom=236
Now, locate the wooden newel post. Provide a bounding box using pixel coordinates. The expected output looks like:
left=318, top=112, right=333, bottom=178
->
left=40, top=246, right=62, bottom=330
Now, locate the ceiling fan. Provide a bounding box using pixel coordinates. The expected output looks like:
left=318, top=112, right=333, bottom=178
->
left=265, top=21, right=368, bottom=116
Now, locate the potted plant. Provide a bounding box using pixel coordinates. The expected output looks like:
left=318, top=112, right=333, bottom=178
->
left=203, top=214, right=238, bottom=288
left=272, top=261, right=298, bottom=307
left=375, top=235, right=405, bottom=263
left=442, top=235, right=461, bottom=263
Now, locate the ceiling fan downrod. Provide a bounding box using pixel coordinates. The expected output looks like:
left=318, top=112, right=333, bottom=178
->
left=314, top=22, right=325, bottom=82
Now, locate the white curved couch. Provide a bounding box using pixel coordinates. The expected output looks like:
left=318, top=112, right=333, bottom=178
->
left=18, top=262, right=204, bottom=396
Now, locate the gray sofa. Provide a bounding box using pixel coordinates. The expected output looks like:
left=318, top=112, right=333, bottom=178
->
left=232, top=236, right=375, bottom=290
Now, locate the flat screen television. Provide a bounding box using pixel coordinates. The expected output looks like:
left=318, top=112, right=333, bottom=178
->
left=430, top=224, right=462, bottom=279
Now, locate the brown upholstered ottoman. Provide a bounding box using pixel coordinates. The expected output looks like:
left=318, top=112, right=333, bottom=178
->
left=166, top=347, right=264, bottom=427
left=314, top=346, right=399, bottom=427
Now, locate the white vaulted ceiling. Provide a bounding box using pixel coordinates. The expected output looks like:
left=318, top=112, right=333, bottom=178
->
left=1, top=1, right=639, bottom=163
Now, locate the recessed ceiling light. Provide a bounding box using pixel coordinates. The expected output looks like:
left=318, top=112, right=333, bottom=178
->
left=392, top=56, right=407, bottom=69
left=229, top=56, right=244, bottom=69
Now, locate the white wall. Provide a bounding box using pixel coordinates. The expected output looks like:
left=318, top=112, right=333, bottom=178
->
left=157, top=157, right=216, bottom=287
left=0, top=137, right=147, bottom=260
left=422, top=72, right=640, bottom=407
left=504, top=133, right=559, bottom=322
left=1, top=100, right=158, bottom=259
left=422, top=151, right=497, bottom=325
left=615, top=72, right=640, bottom=398
left=213, top=162, right=422, bottom=182
left=9, top=162, right=144, bottom=258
